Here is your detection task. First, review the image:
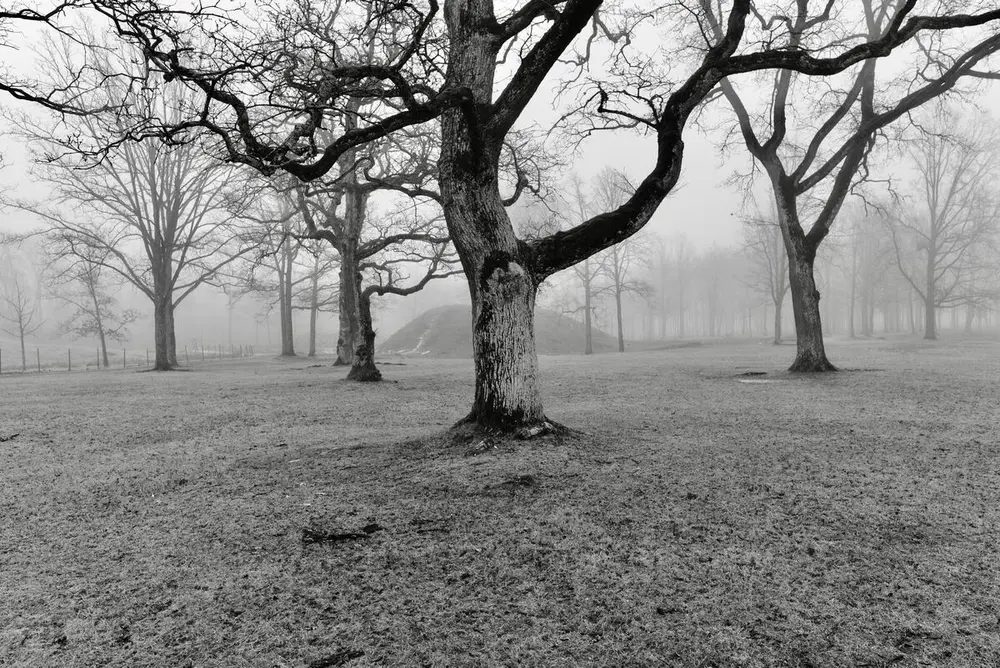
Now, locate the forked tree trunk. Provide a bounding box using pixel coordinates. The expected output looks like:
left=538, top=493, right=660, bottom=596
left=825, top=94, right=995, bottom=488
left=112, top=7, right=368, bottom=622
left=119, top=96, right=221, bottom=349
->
left=347, top=290, right=381, bottom=382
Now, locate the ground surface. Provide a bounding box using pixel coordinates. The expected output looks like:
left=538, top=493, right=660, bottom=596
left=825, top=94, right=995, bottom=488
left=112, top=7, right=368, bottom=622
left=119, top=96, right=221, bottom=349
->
left=1, top=335, right=999, bottom=667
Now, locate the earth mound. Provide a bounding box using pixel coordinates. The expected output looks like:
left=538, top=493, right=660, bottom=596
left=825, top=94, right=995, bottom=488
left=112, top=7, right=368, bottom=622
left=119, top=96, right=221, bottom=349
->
left=379, top=304, right=619, bottom=357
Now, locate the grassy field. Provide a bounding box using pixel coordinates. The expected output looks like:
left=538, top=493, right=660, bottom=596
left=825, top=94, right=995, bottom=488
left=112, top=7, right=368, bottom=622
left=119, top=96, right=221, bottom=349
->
left=2, top=335, right=999, bottom=667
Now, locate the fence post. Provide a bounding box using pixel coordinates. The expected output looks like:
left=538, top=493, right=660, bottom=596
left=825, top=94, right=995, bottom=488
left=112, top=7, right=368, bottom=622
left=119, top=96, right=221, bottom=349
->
left=68, top=349, right=71, bottom=372
left=123, top=349, right=126, bottom=369
left=36, top=348, right=41, bottom=373
left=239, top=344, right=244, bottom=358
left=218, top=344, right=222, bottom=360
left=185, top=346, right=190, bottom=365
left=201, top=346, right=205, bottom=361
left=146, top=349, right=149, bottom=367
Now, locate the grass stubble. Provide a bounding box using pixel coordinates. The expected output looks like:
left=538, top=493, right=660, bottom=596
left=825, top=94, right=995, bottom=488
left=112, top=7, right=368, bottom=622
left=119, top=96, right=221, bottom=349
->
left=1, top=336, right=999, bottom=667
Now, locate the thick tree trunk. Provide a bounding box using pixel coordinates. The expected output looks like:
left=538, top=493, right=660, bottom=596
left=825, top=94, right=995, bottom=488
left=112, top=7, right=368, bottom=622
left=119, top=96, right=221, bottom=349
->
left=347, top=290, right=381, bottom=382
left=786, top=239, right=836, bottom=372
left=457, top=261, right=546, bottom=433
left=152, top=298, right=172, bottom=370
left=335, top=246, right=361, bottom=366
left=924, top=293, right=936, bottom=340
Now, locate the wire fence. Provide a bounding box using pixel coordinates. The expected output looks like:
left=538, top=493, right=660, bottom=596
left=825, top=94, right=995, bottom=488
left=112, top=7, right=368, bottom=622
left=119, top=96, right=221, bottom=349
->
left=0, top=344, right=257, bottom=374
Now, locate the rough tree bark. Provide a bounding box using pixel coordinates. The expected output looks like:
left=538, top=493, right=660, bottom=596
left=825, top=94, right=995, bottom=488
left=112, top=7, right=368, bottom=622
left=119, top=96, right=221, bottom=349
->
left=346, top=289, right=381, bottom=382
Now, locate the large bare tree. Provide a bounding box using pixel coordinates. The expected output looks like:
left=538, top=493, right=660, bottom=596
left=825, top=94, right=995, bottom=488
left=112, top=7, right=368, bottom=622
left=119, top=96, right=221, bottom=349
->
left=703, top=0, right=1000, bottom=370
left=13, top=0, right=1000, bottom=432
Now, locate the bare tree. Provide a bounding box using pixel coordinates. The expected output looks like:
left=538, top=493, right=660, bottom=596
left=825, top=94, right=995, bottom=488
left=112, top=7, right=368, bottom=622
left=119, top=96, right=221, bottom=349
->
left=0, top=257, right=43, bottom=371
left=8, top=38, right=253, bottom=370
left=45, top=235, right=139, bottom=367
left=351, top=237, right=459, bottom=381
left=705, top=0, right=1000, bottom=370
left=293, top=243, right=340, bottom=358
left=742, top=207, right=788, bottom=344
left=20, top=1, right=1000, bottom=433
left=887, top=108, right=1000, bottom=340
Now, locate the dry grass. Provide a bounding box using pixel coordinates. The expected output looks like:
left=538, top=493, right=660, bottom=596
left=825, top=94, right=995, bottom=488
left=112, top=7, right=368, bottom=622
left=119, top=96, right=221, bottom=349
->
left=1, top=335, right=999, bottom=667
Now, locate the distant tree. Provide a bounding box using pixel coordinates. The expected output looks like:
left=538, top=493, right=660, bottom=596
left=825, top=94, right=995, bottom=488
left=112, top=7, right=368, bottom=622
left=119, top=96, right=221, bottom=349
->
left=9, top=44, right=252, bottom=370
left=293, top=242, right=340, bottom=358
left=351, top=235, right=459, bottom=381
left=887, top=109, right=1000, bottom=340
left=45, top=235, right=139, bottom=367
left=0, top=258, right=43, bottom=371
left=589, top=169, right=651, bottom=352
left=742, top=208, right=789, bottom=344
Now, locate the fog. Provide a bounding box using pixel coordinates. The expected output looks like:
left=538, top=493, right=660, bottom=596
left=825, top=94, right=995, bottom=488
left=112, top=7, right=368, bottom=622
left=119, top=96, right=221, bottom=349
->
left=1, top=35, right=999, bottom=364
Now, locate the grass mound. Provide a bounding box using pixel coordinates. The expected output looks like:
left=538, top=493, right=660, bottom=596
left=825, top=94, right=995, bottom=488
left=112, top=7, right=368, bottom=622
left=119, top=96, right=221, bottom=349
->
left=379, top=304, right=620, bottom=357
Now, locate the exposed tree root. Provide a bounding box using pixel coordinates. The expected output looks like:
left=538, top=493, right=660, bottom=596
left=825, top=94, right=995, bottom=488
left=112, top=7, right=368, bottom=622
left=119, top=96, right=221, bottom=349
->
left=788, top=358, right=838, bottom=372
left=346, top=365, right=382, bottom=382
left=448, top=414, right=578, bottom=452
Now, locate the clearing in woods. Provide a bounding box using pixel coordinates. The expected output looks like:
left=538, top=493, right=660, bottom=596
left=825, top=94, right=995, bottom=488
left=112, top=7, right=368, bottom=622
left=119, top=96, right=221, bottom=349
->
left=1, top=336, right=998, bottom=667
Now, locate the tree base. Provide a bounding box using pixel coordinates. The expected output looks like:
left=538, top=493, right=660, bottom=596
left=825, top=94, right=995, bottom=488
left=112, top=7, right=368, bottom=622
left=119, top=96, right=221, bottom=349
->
left=788, top=354, right=837, bottom=372
left=333, top=358, right=350, bottom=367
left=346, top=365, right=382, bottom=382
left=449, top=413, right=575, bottom=444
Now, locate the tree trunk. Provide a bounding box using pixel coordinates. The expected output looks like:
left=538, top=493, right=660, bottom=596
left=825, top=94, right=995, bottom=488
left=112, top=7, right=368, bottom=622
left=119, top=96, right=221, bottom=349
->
left=89, top=282, right=110, bottom=368
left=583, top=269, right=593, bottom=355
left=347, top=290, right=381, bottom=382
left=848, top=266, right=857, bottom=338
left=335, top=245, right=361, bottom=366
left=166, top=303, right=178, bottom=367
left=308, top=269, right=319, bottom=357
left=785, top=237, right=836, bottom=371
left=18, top=317, right=26, bottom=372
left=456, top=260, right=546, bottom=433
left=152, top=298, right=172, bottom=370
left=924, top=292, right=936, bottom=340
left=773, top=293, right=783, bottom=345
left=615, top=288, right=625, bottom=352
